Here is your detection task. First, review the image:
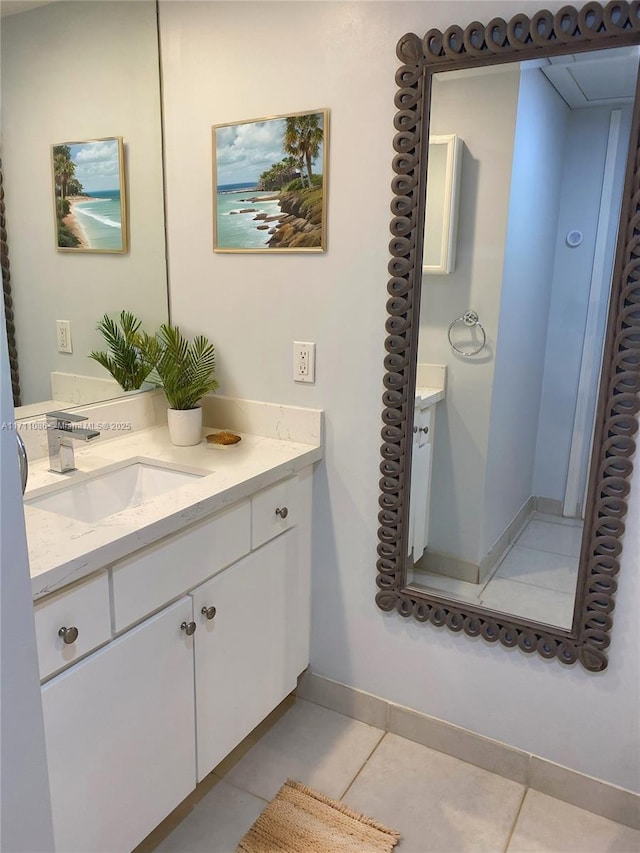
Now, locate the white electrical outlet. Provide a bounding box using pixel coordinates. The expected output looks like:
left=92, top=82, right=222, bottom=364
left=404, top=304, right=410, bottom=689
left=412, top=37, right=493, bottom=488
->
left=293, top=341, right=315, bottom=384
left=56, top=320, right=73, bottom=353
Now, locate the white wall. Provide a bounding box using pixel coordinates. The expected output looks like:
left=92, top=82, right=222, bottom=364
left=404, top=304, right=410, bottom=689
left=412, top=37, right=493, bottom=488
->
left=482, top=67, right=568, bottom=554
left=418, top=65, right=521, bottom=564
left=1, top=1, right=168, bottom=405
left=158, top=0, right=640, bottom=792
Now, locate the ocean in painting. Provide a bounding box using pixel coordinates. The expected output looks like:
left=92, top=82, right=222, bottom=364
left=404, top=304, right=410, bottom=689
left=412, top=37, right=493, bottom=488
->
left=216, top=182, right=283, bottom=249
left=73, top=189, right=123, bottom=250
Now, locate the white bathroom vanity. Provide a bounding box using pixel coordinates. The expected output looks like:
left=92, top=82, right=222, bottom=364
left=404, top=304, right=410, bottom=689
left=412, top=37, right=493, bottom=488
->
left=23, top=402, right=322, bottom=852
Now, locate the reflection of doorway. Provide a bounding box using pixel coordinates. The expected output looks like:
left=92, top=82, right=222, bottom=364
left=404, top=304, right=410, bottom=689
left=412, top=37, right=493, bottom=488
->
left=563, top=110, right=624, bottom=520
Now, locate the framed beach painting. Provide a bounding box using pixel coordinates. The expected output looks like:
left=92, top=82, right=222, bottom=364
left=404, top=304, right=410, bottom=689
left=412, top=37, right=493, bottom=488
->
left=51, top=136, right=128, bottom=253
left=212, top=109, right=328, bottom=252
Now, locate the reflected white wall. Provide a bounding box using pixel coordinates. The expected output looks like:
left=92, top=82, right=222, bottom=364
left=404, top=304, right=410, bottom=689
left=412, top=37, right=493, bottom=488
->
left=419, top=65, right=521, bottom=564
left=482, top=66, right=568, bottom=556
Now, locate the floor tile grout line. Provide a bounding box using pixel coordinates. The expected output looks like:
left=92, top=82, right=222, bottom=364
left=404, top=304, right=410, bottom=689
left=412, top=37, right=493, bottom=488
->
left=514, top=544, right=581, bottom=559
left=503, top=785, right=529, bottom=853
left=530, top=513, right=583, bottom=523
left=498, top=545, right=578, bottom=563
left=488, top=574, right=578, bottom=595
left=338, top=730, right=388, bottom=802
left=212, top=774, right=271, bottom=804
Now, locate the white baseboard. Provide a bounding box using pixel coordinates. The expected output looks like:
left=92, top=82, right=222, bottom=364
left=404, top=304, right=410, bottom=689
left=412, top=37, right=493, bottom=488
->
left=296, top=670, right=639, bottom=830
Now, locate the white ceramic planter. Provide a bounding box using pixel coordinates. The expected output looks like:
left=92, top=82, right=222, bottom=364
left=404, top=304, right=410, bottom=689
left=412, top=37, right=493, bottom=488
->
left=167, top=407, right=202, bottom=446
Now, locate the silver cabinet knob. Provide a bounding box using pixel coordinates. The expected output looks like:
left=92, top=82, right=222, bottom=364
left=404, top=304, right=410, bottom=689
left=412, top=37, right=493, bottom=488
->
left=201, top=605, right=217, bottom=620
left=275, top=506, right=289, bottom=519
left=58, top=626, right=78, bottom=644
left=180, top=621, right=196, bottom=636
left=413, top=426, right=429, bottom=434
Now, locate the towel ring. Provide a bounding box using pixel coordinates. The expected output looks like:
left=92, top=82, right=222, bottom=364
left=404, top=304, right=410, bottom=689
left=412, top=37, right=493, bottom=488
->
left=447, top=311, right=486, bottom=357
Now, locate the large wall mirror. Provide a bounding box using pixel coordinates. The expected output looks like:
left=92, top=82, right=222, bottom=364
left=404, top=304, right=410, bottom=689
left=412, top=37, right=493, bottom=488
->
left=377, top=3, right=640, bottom=672
left=1, top=0, right=168, bottom=417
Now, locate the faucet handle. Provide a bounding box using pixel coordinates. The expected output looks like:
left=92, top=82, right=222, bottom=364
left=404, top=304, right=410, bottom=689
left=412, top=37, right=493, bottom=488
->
left=46, top=410, right=88, bottom=426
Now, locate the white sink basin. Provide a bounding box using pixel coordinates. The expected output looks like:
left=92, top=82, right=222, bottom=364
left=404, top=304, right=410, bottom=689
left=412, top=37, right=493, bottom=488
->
left=25, top=459, right=206, bottom=523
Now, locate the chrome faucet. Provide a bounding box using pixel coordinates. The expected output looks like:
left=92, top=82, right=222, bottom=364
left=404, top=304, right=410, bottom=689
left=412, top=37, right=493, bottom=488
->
left=46, top=411, right=100, bottom=474
left=16, top=432, right=28, bottom=494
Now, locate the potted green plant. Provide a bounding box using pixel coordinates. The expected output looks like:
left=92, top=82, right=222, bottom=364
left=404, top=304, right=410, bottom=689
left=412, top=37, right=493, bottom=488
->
left=89, top=310, right=156, bottom=392
left=143, top=323, right=219, bottom=446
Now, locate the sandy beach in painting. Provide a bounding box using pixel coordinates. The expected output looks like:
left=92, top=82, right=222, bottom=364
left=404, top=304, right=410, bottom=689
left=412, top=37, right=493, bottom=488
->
left=60, top=191, right=124, bottom=250
left=61, top=196, right=95, bottom=248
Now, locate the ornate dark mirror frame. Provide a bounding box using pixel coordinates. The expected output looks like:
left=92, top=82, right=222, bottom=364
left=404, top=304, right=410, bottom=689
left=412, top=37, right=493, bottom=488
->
left=377, top=2, right=640, bottom=672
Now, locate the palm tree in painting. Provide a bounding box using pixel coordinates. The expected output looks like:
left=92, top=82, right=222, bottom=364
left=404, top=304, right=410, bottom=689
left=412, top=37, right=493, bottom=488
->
left=284, top=114, right=323, bottom=187
left=259, top=157, right=302, bottom=191
left=53, top=145, right=77, bottom=200
left=283, top=155, right=302, bottom=180
left=52, top=145, right=81, bottom=247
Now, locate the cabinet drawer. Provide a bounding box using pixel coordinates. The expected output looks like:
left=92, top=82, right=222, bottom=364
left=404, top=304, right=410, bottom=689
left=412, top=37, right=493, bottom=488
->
left=34, top=571, right=111, bottom=681
left=112, top=501, right=251, bottom=632
left=252, top=477, right=298, bottom=548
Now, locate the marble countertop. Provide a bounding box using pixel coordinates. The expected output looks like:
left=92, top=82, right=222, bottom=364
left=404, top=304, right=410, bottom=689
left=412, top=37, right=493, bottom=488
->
left=415, top=386, right=445, bottom=408
left=25, top=425, right=322, bottom=600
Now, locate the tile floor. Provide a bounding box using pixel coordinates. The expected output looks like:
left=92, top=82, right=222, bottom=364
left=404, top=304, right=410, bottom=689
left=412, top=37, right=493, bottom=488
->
left=135, top=696, right=639, bottom=853
left=412, top=513, right=583, bottom=629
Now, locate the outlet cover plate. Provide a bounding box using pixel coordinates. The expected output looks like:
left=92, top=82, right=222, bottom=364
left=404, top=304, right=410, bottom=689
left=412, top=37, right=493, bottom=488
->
left=56, top=320, right=72, bottom=353
left=293, top=341, right=315, bottom=384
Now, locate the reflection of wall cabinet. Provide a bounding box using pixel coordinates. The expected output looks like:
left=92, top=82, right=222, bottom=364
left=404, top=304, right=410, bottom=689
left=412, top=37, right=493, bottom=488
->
left=408, top=405, right=434, bottom=563
left=35, top=470, right=312, bottom=853
left=423, top=134, right=463, bottom=275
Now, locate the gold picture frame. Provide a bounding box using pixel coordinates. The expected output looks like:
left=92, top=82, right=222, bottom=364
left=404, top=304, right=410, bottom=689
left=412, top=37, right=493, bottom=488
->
left=52, top=136, right=128, bottom=253
left=212, top=109, right=328, bottom=253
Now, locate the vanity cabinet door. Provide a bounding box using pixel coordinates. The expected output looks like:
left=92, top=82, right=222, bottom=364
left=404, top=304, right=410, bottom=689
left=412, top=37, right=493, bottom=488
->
left=41, top=597, right=196, bottom=853
left=191, top=531, right=297, bottom=781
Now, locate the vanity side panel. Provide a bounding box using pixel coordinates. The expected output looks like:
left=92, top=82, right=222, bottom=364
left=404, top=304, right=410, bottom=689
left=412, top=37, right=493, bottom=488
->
left=111, top=501, right=251, bottom=632
left=291, top=465, right=312, bottom=677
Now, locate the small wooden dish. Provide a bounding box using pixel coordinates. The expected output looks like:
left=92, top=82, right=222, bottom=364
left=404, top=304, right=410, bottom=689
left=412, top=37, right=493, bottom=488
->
left=205, top=430, right=242, bottom=448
